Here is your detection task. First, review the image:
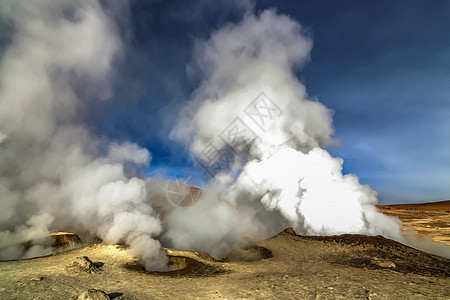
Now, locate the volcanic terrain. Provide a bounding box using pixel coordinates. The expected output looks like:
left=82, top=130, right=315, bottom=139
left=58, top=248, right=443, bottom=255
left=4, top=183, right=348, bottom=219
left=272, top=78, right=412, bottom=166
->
left=0, top=226, right=449, bottom=299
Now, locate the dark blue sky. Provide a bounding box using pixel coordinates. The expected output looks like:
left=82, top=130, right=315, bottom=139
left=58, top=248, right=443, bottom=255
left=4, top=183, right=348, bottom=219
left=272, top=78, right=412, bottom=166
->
left=87, top=0, right=450, bottom=204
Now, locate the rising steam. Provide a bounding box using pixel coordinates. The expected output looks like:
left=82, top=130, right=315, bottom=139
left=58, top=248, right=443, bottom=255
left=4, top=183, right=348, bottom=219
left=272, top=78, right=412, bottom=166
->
left=0, top=0, right=167, bottom=270
left=169, top=9, right=442, bottom=255
left=0, top=1, right=447, bottom=269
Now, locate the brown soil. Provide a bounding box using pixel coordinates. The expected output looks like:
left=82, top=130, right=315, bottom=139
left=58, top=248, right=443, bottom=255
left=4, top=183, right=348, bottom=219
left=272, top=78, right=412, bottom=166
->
left=1, top=229, right=449, bottom=299
left=378, top=200, right=450, bottom=211
left=378, top=200, right=450, bottom=245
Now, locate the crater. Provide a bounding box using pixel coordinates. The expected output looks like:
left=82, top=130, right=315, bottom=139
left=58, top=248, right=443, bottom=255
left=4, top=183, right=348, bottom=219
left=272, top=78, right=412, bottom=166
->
left=124, top=255, right=228, bottom=277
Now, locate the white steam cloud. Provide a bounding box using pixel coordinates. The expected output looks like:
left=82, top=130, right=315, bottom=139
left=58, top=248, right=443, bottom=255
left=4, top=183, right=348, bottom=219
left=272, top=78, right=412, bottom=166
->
left=170, top=9, right=449, bottom=258
left=0, top=0, right=167, bottom=270
left=169, top=9, right=406, bottom=252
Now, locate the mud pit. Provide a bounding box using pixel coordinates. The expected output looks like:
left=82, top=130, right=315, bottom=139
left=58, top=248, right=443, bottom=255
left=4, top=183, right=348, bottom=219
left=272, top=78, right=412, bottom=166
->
left=0, top=228, right=449, bottom=299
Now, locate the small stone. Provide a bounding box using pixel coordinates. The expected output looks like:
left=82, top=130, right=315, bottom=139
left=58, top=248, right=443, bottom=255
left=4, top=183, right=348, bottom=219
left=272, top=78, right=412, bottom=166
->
left=30, top=276, right=46, bottom=281
left=72, top=256, right=99, bottom=273
left=77, top=289, right=110, bottom=300
left=370, top=258, right=396, bottom=269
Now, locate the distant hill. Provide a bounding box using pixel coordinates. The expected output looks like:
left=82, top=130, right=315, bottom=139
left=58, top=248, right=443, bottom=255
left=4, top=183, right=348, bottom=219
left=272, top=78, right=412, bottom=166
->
left=378, top=200, right=450, bottom=211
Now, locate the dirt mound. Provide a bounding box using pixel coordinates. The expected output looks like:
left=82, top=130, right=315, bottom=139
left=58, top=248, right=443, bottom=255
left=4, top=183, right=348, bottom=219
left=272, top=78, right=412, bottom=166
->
left=124, top=256, right=227, bottom=277
left=164, top=256, right=228, bottom=277
left=124, top=248, right=227, bottom=277
left=274, top=229, right=450, bottom=277
left=163, top=247, right=219, bottom=263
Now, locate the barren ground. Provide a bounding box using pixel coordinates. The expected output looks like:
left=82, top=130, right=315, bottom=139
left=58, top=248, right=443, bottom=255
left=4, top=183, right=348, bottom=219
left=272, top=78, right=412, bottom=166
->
left=378, top=200, right=450, bottom=246
left=0, top=227, right=449, bottom=299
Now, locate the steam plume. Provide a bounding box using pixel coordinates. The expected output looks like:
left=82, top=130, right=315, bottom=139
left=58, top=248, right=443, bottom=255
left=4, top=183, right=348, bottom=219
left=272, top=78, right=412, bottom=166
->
left=170, top=10, right=450, bottom=258
left=0, top=0, right=167, bottom=270
left=169, top=10, right=405, bottom=252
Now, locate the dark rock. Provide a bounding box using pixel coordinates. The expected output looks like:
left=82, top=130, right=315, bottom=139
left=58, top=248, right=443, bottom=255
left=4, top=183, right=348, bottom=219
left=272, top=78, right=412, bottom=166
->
left=72, top=256, right=100, bottom=273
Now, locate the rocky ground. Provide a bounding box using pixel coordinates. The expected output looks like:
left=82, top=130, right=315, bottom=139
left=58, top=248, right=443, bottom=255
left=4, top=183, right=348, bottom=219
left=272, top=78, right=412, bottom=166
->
left=0, top=227, right=449, bottom=299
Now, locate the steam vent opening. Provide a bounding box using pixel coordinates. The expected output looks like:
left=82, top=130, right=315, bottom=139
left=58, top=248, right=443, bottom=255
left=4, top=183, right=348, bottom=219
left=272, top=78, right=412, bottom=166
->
left=132, top=251, right=229, bottom=277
